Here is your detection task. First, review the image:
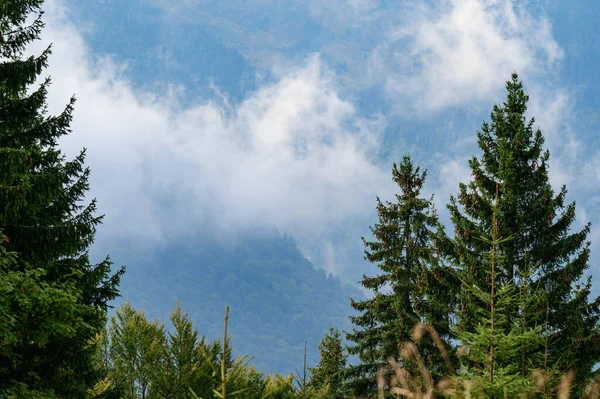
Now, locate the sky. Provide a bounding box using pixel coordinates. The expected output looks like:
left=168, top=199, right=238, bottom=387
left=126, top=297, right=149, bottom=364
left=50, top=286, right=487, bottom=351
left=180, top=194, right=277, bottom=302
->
left=29, top=0, right=600, bottom=290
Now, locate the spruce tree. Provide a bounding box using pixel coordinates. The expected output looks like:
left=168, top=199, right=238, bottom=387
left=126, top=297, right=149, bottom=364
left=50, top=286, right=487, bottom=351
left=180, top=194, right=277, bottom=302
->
left=446, top=73, right=600, bottom=393
left=0, top=1, right=124, bottom=396
left=308, top=327, right=348, bottom=399
left=346, top=156, right=455, bottom=397
left=452, top=185, right=544, bottom=399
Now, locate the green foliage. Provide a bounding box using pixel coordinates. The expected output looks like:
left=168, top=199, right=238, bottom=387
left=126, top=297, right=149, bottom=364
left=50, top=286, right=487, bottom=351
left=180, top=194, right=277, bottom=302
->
left=150, top=301, right=203, bottom=399
left=0, top=1, right=124, bottom=396
left=104, top=302, right=309, bottom=399
left=308, top=327, right=348, bottom=399
left=263, top=374, right=298, bottom=399
left=445, top=73, right=600, bottom=394
left=451, top=187, right=544, bottom=399
left=0, top=232, right=63, bottom=398
left=120, top=232, right=360, bottom=374
left=347, top=156, right=455, bottom=397
left=108, top=302, right=165, bottom=399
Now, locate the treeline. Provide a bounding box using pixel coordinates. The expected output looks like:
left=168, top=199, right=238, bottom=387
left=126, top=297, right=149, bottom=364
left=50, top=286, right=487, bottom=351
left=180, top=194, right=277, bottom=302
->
left=94, top=301, right=344, bottom=399
left=118, top=230, right=360, bottom=375
left=1, top=2, right=600, bottom=399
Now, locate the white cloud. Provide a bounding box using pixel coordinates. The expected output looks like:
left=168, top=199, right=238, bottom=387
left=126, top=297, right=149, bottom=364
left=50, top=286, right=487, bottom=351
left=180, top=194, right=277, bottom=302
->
left=29, top=0, right=600, bottom=285
left=526, top=85, right=575, bottom=190
left=32, top=0, right=390, bottom=269
left=370, top=0, right=563, bottom=112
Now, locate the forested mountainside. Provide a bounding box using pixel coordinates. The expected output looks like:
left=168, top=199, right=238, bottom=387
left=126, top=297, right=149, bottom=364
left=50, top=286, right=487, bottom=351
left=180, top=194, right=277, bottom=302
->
left=117, top=232, right=363, bottom=374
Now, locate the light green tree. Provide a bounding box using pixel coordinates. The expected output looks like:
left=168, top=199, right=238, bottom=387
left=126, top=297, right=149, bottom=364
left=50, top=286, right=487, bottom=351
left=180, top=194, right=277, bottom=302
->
left=109, top=302, right=165, bottom=399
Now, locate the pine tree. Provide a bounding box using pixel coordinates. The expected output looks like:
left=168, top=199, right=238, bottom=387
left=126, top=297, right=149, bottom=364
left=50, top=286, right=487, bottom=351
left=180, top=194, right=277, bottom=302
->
left=0, top=1, right=124, bottom=396
left=446, top=73, right=600, bottom=393
left=308, top=327, right=348, bottom=399
left=346, top=156, right=455, bottom=397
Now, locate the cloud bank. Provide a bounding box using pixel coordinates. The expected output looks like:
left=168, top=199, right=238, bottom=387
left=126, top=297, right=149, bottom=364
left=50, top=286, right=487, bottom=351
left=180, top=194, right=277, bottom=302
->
left=33, top=1, right=391, bottom=271
left=33, top=0, right=599, bottom=284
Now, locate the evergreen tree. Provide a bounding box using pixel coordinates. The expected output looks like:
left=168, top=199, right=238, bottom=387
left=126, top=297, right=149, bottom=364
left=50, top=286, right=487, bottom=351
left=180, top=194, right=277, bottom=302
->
left=151, top=301, right=203, bottom=399
left=445, top=73, right=600, bottom=393
left=0, top=1, right=124, bottom=396
left=346, top=156, right=455, bottom=397
left=108, top=302, right=165, bottom=399
left=190, top=337, right=226, bottom=399
left=452, top=185, right=544, bottom=399
left=0, top=230, right=91, bottom=398
left=308, top=327, right=348, bottom=399
left=263, top=374, right=298, bottom=399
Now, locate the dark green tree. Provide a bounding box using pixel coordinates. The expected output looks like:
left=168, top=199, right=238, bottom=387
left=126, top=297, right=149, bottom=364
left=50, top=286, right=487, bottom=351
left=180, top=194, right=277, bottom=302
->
left=308, top=327, right=348, bottom=399
left=451, top=185, right=544, bottom=399
left=0, top=2, right=124, bottom=395
left=445, top=73, right=600, bottom=394
left=0, top=230, right=94, bottom=398
left=346, top=156, right=455, bottom=397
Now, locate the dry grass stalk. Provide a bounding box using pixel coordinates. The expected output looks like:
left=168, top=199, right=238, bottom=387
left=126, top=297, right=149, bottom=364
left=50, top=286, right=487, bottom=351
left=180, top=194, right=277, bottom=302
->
left=582, top=376, right=600, bottom=399
left=377, top=367, right=386, bottom=399
left=532, top=369, right=547, bottom=393
left=412, top=322, right=454, bottom=375
left=463, top=380, right=473, bottom=399
left=372, top=323, right=598, bottom=399
left=559, top=371, right=576, bottom=399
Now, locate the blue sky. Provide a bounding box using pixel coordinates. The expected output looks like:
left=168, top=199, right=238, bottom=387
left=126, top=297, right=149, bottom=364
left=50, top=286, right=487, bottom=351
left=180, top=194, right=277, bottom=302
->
left=32, top=0, right=600, bottom=291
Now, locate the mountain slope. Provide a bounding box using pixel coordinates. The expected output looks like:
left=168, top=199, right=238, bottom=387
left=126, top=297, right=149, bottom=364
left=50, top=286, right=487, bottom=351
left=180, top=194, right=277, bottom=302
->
left=116, top=231, right=363, bottom=374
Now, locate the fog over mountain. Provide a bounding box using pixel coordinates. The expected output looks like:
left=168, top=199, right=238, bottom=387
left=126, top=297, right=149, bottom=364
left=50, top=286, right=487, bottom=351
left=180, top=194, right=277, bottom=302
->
left=31, top=0, right=600, bottom=372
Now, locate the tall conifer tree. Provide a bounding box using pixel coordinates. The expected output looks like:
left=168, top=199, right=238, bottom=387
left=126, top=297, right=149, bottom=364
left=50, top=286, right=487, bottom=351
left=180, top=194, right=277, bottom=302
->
left=346, top=156, right=455, bottom=397
left=445, top=73, right=600, bottom=393
left=0, top=1, right=124, bottom=396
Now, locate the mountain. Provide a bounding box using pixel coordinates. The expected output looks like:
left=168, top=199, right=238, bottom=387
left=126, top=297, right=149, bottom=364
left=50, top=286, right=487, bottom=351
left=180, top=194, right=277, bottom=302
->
left=115, top=231, right=363, bottom=375
left=62, top=0, right=600, bottom=370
